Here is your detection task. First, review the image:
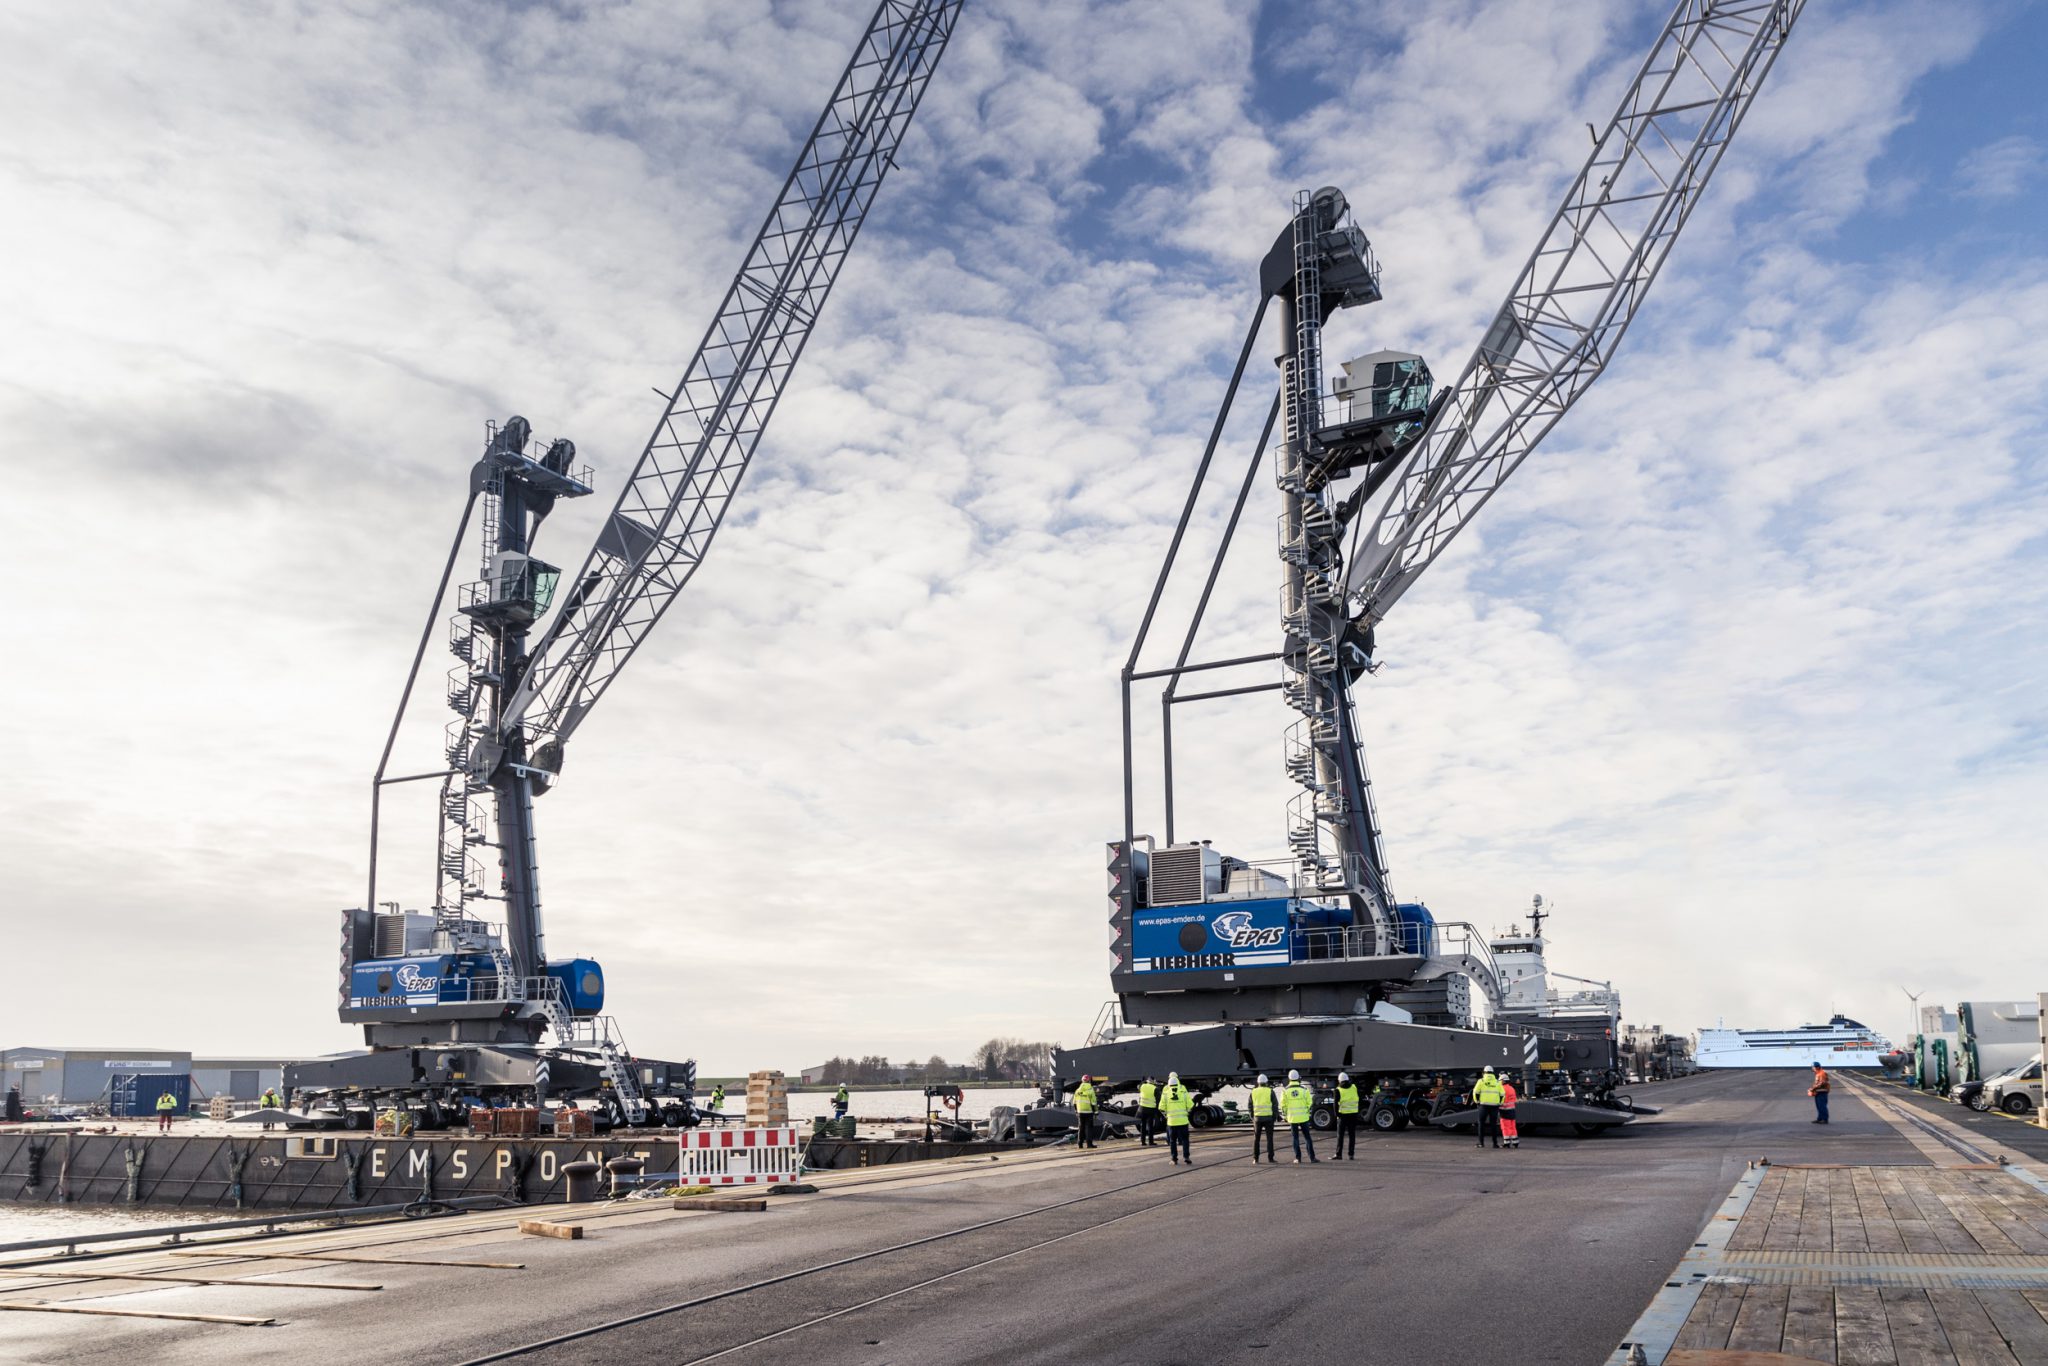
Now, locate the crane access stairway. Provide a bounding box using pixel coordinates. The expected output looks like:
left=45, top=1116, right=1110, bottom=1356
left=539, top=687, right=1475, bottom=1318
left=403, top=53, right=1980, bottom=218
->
left=474, top=955, right=651, bottom=1124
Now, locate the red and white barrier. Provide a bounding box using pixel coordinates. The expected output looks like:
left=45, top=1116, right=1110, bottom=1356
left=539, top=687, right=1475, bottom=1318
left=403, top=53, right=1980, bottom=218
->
left=678, top=1125, right=803, bottom=1185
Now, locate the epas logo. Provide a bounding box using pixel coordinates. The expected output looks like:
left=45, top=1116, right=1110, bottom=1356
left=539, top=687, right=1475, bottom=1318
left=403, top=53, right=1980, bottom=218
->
left=1210, top=911, right=1285, bottom=950
left=394, top=964, right=441, bottom=994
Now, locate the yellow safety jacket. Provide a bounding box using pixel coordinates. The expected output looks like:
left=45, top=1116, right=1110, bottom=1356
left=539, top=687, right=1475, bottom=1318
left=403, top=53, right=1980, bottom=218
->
left=1161, top=1084, right=1192, bottom=1126
left=1472, top=1075, right=1506, bottom=1106
left=1250, top=1085, right=1275, bottom=1117
left=1281, top=1083, right=1314, bottom=1124
left=154, top=1092, right=179, bottom=1112
left=1137, top=1081, right=1159, bottom=1110
left=1337, top=1084, right=1360, bottom=1115
left=1074, top=1081, right=1098, bottom=1113
left=260, top=1093, right=281, bottom=1109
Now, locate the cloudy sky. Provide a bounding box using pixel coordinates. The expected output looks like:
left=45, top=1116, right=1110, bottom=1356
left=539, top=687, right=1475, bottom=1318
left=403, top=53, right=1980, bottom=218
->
left=2, top=0, right=2042, bottom=1074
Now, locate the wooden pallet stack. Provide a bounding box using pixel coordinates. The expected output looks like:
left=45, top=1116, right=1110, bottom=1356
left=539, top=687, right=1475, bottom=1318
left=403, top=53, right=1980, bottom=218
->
left=745, top=1071, right=789, bottom=1126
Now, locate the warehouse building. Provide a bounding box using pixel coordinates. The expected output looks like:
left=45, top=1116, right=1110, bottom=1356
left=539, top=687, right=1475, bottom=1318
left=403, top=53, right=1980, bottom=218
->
left=2, top=1046, right=191, bottom=1105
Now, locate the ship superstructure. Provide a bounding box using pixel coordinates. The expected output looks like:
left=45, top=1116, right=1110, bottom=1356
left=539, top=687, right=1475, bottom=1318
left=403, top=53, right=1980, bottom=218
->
left=1695, top=1015, right=1891, bottom=1069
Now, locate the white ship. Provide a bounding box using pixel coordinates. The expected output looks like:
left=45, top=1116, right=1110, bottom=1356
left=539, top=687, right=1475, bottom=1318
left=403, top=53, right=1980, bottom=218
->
left=1695, top=1014, right=1891, bottom=1069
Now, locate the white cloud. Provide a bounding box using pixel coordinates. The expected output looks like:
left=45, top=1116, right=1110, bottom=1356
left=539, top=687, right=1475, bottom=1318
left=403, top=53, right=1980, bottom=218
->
left=1955, top=134, right=2046, bottom=201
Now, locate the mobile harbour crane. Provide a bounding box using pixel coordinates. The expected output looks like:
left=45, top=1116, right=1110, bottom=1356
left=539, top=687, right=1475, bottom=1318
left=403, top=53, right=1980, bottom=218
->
left=286, top=0, right=964, bottom=1130
left=1046, top=0, right=1807, bottom=1139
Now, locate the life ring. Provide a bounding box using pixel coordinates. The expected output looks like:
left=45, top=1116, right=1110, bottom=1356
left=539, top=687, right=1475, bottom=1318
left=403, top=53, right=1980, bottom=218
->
left=941, top=1089, right=963, bottom=1111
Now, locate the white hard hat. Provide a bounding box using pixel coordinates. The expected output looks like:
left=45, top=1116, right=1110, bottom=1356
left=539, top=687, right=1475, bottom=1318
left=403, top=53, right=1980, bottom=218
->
left=1257, top=1073, right=1269, bottom=1084
left=1483, top=1065, right=1495, bottom=1073
left=1287, top=1069, right=1301, bottom=1081
left=1167, top=1072, right=1179, bottom=1083
left=1337, top=1072, right=1350, bottom=1083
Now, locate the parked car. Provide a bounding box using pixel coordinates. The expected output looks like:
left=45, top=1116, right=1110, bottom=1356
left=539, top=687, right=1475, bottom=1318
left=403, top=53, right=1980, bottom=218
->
left=1951, top=1077, right=1989, bottom=1110
left=1988, top=1057, right=2043, bottom=1116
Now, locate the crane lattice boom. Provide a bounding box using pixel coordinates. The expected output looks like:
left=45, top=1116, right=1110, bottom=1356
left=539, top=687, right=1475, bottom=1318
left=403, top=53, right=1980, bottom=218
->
left=502, top=0, right=962, bottom=756
left=1344, top=0, right=1803, bottom=626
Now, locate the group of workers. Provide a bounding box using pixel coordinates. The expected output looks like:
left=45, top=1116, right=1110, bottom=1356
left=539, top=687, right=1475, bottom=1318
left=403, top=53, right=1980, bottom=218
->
left=701, top=1082, right=849, bottom=1121
left=1076, top=1064, right=1526, bottom=1159
left=151, top=1085, right=286, bottom=1131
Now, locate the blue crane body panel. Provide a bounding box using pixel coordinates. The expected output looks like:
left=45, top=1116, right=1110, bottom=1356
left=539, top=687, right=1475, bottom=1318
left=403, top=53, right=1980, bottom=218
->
left=548, top=959, right=605, bottom=1014
left=1131, top=898, right=1356, bottom=974
left=347, top=954, right=604, bottom=1015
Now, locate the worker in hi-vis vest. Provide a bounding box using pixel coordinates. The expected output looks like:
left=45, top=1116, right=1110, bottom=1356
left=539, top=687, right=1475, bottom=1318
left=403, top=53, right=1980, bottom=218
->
left=1282, top=1070, right=1318, bottom=1164
left=1471, top=1066, right=1506, bottom=1150
left=259, top=1088, right=282, bottom=1109
left=1808, top=1063, right=1830, bottom=1124
left=832, top=1083, right=850, bottom=1119
left=1136, top=1076, right=1160, bottom=1146
left=1248, top=1074, right=1278, bottom=1164
left=1499, top=1075, right=1521, bottom=1149
left=1073, top=1076, right=1099, bottom=1149
left=1161, top=1072, right=1194, bottom=1165
left=154, top=1088, right=180, bottom=1132
left=1333, top=1072, right=1362, bottom=1160
left=708, top=1083, right=726, bottom=1114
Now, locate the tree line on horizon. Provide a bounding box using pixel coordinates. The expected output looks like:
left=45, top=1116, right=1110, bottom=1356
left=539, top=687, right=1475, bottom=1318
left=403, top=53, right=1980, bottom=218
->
left=808, top=1038, right=1058, bottom=1084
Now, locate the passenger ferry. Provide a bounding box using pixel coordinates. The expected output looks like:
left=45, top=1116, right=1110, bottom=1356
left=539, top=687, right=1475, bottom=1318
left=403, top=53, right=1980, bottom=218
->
left=1695, top=1014, right=1892, bottom=1069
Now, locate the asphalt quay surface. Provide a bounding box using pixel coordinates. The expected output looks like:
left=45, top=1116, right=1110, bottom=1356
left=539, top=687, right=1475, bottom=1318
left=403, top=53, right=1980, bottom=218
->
left=0, top=1069, right=1926, bottom=1366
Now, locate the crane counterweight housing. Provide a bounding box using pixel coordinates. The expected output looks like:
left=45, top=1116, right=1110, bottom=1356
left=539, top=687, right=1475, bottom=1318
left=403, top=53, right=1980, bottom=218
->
left=289, top=0, right=965, bottom=1130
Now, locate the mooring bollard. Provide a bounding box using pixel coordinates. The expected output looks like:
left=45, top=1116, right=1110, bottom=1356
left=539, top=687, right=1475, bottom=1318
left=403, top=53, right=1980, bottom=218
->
left=605, top=1156, right=644, bottom=1196
left=561, top=1160, right=601, bottom=1204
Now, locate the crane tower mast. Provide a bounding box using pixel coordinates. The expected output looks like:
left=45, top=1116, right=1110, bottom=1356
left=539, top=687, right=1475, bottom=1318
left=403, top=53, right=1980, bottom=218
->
left=1110, top=0, right=1804, bottom=1030
left=307, top=0, right=963, bottom=1126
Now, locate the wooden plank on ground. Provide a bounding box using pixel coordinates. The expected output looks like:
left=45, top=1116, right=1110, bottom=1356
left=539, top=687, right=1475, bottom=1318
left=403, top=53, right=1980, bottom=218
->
left=1767, top=1171, right=1810, bottom=1252
left=1726, top=1283, right=1790, bottom=1353
left=1924, top=1289, right=2020, bottom=1366
left=1731, top=1172, right=1785, bottom=1252
left=1857, top=1169, right=1908, bottom=1254
left=1975, top=1290, right=2048, bottom=1363
left=1879, top=1288, right=1953, bottom=1365
left=518, top=1219, right=583, bottom=1241
left=674, top=1197, right=767, bottom=1212
left=1782, top=1285, right=1839, bottom=1364
left=0, top=1268, right=381, bottom=1291
left=167, top=1249, right=523, bottom=1269
left=0, top=1301, right=274, bottom=1326
left=1674, top=1282, right=1743, bottom=1351
left=1939, top=1185, right=2024, bottom=1255
left=1834, top=1286, right=1900, bottom=1366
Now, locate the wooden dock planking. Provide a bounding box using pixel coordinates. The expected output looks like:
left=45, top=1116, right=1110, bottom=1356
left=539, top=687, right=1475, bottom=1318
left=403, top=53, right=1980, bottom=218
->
left=1674, top=1282, right=1743, bottom=1352
left=1859, top=1169, right=1910, bottom=1255
left=1975, top=1290, right=2048, bottom=1363
left=1878, top=1288, right=1954, bottom=1364
left=1726, top=1283, right=1791, bottom=1353
left=1782, top=1286, right=1840, bottom=1364
left=1833, top=1286, right=1900, bottom=1366
left=1924, top=1288, right=2022, bottom=1366
left=1682, top=1165, right=2048, bottom=1365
